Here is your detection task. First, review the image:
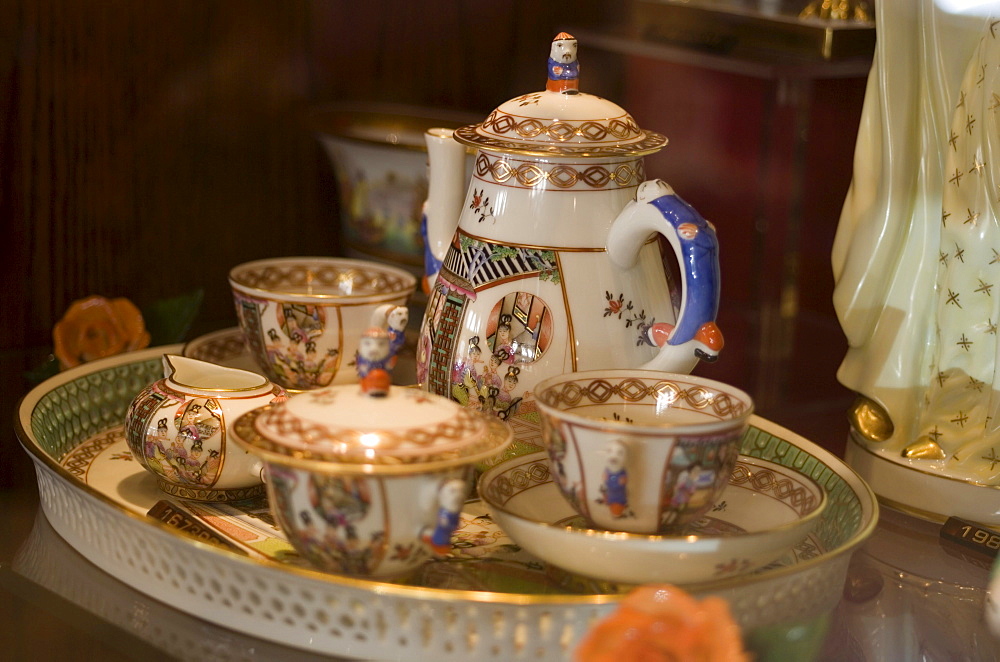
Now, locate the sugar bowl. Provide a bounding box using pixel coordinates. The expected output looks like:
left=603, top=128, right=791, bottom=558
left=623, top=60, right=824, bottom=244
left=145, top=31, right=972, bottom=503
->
left=232, top=382, right=512, bottom=578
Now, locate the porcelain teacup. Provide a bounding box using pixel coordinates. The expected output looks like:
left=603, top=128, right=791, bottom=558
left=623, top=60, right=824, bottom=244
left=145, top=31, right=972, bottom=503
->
left=229, top=256, right=417, bottom=391
left=534, top=369, right=753, bottom=534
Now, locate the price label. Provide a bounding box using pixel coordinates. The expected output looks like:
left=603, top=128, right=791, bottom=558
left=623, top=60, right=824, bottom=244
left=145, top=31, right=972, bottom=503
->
left=939, top=516, right=1000, bottom=561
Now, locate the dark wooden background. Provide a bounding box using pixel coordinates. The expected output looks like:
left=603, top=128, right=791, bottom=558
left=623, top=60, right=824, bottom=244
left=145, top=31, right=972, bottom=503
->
left=1, top=0, right=866, bottom=489
left=1, top=2, right=622, bottom=350
left=0, top=1, right=621, bottom=484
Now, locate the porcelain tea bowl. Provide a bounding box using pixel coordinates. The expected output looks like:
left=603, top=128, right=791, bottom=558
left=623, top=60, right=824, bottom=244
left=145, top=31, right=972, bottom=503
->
left=535, top=369, right=754, bottom=534
left=124, top=354, right=287, bottom=502
left=229, top=256, right=416, bottom=391
left=232, top=383, right=512, bottom=578
left=478, top=450, right=827, bottom=585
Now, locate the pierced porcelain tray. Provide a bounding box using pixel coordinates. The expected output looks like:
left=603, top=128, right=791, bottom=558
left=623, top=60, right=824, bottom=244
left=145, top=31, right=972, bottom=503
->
left=16, top=345, right=878, bottom=661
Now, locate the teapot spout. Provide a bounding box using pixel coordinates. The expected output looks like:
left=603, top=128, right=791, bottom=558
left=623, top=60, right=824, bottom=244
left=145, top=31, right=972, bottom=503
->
left=422, top=128, right=467, bottom=291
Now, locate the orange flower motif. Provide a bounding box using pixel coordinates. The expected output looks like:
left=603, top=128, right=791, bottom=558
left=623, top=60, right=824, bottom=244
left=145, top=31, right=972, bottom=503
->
left=53, top=296, right=151, bottom=369
left=576, top=585, right=749, bottom=662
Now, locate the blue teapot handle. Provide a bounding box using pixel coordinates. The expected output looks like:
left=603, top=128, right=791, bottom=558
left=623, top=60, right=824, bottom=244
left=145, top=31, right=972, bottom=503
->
left=606, top=180, right=723, bottom=372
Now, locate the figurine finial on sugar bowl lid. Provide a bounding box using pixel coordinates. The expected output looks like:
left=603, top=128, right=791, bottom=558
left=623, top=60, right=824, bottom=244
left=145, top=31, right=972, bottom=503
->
left=546, top=32, right=579, bottom=94
left=356, top=326, right=393, bottom=396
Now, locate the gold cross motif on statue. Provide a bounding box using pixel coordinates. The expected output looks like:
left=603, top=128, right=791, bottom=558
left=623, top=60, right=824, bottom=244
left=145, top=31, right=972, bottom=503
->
left=983, top=448, right=1000, bottom=470
left=957, top=334, right=973, bottom=350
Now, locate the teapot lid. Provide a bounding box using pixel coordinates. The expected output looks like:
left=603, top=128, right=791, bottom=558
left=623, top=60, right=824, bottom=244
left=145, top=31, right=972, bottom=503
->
left=233, top=385, right=513, bottom=474
left=453, top=33, right=667, bottom=158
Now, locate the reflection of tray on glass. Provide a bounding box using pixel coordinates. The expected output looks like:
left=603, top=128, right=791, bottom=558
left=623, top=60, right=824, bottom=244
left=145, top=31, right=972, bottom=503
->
left=16, top=346, right=878, bottom=660
left=7, top=510, right=339, bottom=661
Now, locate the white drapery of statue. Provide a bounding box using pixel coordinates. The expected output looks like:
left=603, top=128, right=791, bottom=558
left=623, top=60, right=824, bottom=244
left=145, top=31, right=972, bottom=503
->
left=833, top=0, right=1000, bottom=482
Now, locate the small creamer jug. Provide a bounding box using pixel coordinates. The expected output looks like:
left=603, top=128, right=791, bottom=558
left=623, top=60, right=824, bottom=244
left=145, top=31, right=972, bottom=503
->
left=124, top=354, right=286, bottom=501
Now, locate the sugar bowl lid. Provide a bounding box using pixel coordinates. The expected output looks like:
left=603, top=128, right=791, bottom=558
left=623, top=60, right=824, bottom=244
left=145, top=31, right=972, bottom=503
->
left=453, top=32, right=667, bottom=158
left=233, top=384, right=513, bottom=474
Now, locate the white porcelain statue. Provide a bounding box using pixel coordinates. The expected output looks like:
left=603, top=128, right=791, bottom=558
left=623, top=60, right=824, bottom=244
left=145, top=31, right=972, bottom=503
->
left=836, top=0, right=1000, bottom=488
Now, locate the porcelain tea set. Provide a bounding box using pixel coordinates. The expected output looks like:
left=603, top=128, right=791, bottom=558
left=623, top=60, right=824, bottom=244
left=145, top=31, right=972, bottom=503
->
left=123, top=34, right=828, bottom=584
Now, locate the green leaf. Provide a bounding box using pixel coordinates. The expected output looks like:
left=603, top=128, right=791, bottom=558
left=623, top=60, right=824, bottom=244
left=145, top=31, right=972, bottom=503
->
left=141, top=289, right=204, bottom=346
left=25, top=355, right=60, bottom=385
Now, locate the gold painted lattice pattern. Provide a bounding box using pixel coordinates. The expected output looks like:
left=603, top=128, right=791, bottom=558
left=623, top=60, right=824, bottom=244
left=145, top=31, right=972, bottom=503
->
left=157, top=479, right=265, bottom=502
left=539, top=377, right=749, bottom=419
left=231, top=263, right=412, bottom=297
left=482, top=109, right=643, bottom=143
left=729, top=464, right=820, bottom=516
left=239, top=406, right=501, bottom=466
left=474, top=153, right=644, bottom=190
left=60, top=427, right=125, bottom=477
left=185, top=332, right=247, bottom=365
left=480, top=458, right=551, bottom=507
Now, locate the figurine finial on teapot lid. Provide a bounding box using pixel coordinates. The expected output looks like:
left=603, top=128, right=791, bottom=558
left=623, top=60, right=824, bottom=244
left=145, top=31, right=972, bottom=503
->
left=546, top=32, right=579, bottom=94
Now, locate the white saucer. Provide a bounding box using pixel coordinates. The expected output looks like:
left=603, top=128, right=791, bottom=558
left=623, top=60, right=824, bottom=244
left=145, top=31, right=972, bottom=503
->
left=478, top=451, right=828, bottom=586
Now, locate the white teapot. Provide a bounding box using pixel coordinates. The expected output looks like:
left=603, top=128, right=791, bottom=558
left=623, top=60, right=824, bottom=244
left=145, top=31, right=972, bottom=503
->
left=416, top=33, right=723, bottom=426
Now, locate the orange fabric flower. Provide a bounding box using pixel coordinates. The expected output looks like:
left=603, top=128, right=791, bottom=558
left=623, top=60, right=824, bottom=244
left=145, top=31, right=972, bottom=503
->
left=576, top=585, right=749, bottom=662
left=53, top=296, right=151, bottom=369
